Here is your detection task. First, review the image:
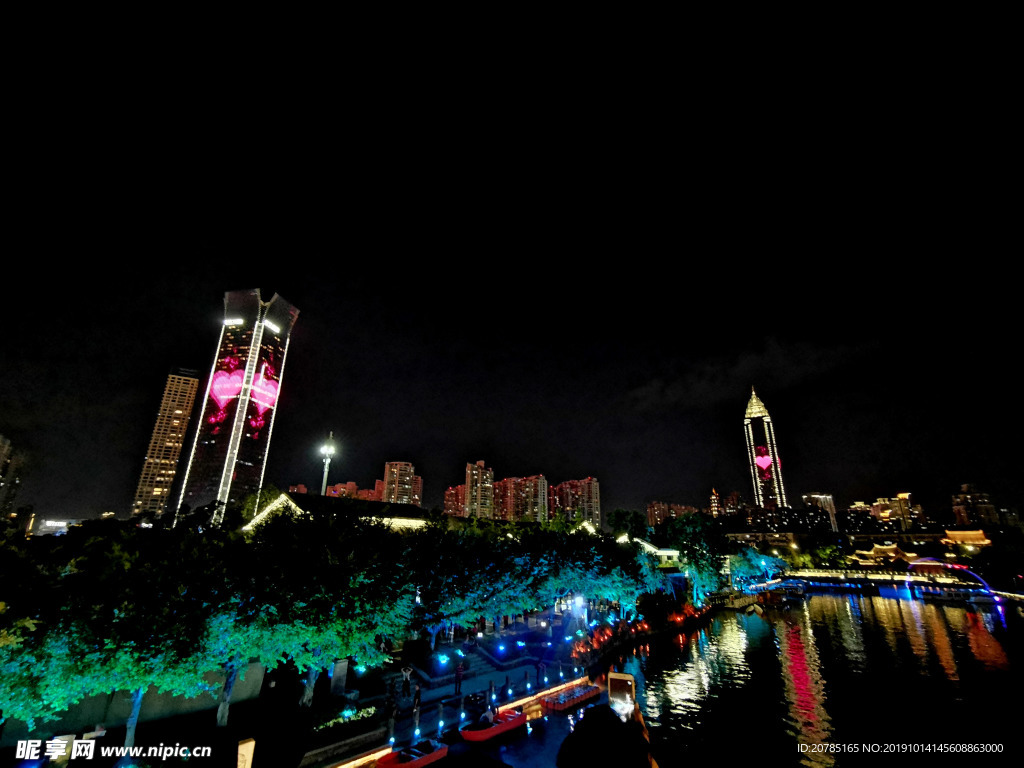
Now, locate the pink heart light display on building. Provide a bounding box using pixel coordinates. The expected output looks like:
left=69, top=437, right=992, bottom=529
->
left=210, top=369, right=245, bottom=409
left=755, top=455, right=773, bottom=471
left=251, top=364, right=279, bottom=415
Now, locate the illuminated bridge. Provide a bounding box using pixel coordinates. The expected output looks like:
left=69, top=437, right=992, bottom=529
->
left=781, top=559, right=1001, bottom=602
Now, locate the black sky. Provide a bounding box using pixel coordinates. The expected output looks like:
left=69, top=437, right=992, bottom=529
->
left=2, top=162, right=1017, bottom=523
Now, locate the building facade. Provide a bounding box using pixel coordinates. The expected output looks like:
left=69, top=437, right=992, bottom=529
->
left=131, top=368, right=200, bottom=518
left=494, top=474, right=549, bottom=522
left=0, top=434, right=25, bottom=520
left=444, top=484, right=466, bottom=516
left=177, top=289, right=299, bottom=520
left=465, top=460, right=494, bottom=518
left=383, top=461, right=422, bottom=507
left=646, top=500, right=694, bottom=527
left=550, top=477, right=601, bottom=528
left=802, top=492, right=838, bottom=532
left=744, top=387, right=788, bottom=509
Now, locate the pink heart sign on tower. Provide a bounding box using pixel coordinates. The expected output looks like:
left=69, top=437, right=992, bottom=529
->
left=210, top=369, right=245, bottom=409
left=755, top=455, right=773, bottom=471
left=251, top=364, right=280, bottom=415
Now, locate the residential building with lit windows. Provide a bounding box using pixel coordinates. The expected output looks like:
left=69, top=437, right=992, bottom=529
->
left=383, top=461, right=422, bottom=507
left=177, top=289, right=298, bottom=520
left=444, top=484, right=466, bottom=516
left=550, top=477, right=601, bottom=528
left=1, top=434, right=25, bottom=519
left=130, top=368, right=199, bottom=518
left=494, top=474, right=549, bottom=522
left=952, top=484, right=999, bottom=526
left=709, top=489, right=721, bottom=518
left=465, top=460, right=494, bottom=518
left=646, top=501, right=694, bottom=527
left=744, top=387, right=788, bottom=509
left=803, top=492, right=838, bottom=532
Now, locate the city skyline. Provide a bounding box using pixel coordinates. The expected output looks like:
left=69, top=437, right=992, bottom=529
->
left=2, top=251, right=1017, bottom=523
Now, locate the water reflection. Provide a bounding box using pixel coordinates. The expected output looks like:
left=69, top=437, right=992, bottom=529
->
left=492, top=595, right=1019, bottom=768
left=772, top=614, right=832, bottom=766
left=634, top=595, right=1019, bottom=767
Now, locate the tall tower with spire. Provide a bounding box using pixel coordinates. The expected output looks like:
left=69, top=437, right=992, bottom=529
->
left=744, top=387, right=788, bottom=509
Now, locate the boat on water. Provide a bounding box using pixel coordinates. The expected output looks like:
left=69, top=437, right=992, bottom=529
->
left=375, top=739, right=448, bottom=767
left=460, top=710, right=527, bottom=742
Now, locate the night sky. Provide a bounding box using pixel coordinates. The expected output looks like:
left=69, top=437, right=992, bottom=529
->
left=2, top=194, right=1017, bottom=524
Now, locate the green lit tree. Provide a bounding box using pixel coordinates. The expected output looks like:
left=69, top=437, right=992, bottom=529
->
left=406, top=526, right=498, bottom=649
left=36, top=523, right=231, bottom=757
left=729, top=546, right=788, bottom=586
left=664, top=513, right=728, bottom=607
left=246, top=510, right=413, bottom=707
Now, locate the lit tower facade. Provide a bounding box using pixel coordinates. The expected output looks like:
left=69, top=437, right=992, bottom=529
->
left=131, top=367, right=200, bottom=518
left=383, top=461, right=422, bottom=507
left=744, top=387, right=788, bottom=509
left=177, top=289, right=299, bottom=520
left=550, top=477, right=601, bottom=528
left=465, top=460, right=494, bottom=518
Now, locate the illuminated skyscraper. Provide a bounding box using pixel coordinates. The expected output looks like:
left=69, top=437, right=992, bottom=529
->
left=744, top=387, right=788, bottom=509
left=131, top=367, right=200, bottom=518
left=177, top=289, right=299, bottom=520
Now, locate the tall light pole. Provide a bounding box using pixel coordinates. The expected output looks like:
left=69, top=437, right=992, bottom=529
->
left=320, top=431, right=335, bottom=496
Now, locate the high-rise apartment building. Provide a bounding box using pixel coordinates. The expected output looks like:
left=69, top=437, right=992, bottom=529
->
left=383, top=461, right=423, bottom=507
left=550, top=477, right=601, bottom=528
left=177, top=290, right=298, bottom=520
left=646, top=500, right=693, bottom=527
left=494, top=475, right=549, bottom=522
left=802, top=492, right=838, bottom=532
left=465, top=460, right=494, bottom=518
left=444, top=484, right=466, bottom=516
left=952, top=484, right=998, bottom=526
left=709, top=489, right=721, bottom=518
left=1, top=434, right=23, bottom=517
left=130, top=368, right=200, bottom=518
left=744, top=387, right=788, bottom=509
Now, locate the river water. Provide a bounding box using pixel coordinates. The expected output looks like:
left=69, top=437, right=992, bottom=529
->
left=475, top=594, right=1023, bottom=767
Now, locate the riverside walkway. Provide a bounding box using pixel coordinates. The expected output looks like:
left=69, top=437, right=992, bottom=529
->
left=302, top=617, right=594, bottom=768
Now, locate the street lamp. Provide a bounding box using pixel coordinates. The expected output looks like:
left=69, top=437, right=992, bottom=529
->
left=320, top=431, right=336, bottom=496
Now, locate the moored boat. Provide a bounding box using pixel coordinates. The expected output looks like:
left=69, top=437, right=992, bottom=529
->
left=460, top=710, right=527, bottom=742
left=375, top=739, right=448, bottom=767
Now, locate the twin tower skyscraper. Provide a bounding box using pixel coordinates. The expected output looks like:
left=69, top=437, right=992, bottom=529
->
left=176, top=289, right=299, bottom=520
